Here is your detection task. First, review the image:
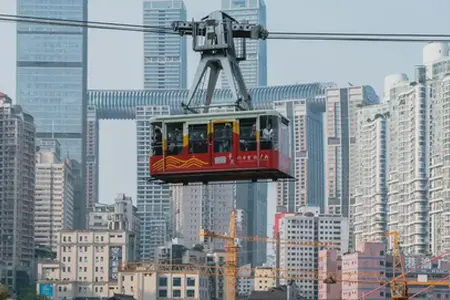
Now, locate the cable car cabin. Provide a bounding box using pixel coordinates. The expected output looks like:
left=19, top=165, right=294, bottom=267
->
left=149, top=110, right=292, bottom=184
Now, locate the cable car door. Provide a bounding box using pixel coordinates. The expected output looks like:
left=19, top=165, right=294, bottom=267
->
left=212, top=120, right=236, bottom=169
left=186, top=121, right=210, bottom=169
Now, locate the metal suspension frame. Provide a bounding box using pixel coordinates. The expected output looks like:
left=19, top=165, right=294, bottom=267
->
left=172, top=11, right=268, bottom=113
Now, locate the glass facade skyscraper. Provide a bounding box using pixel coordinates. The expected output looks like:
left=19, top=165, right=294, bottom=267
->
left=16, top=0, right=88, bottom=228
left=143, top=0, right=187, bottom=90
left=220, top=0, right=267, bottom=88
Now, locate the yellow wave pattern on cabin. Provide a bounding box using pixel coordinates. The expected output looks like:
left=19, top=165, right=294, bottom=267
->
left=152, top=156, right=208, bottom=171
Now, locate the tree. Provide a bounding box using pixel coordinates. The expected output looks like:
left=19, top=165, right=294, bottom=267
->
left=0, top=284, right=10, bottom=300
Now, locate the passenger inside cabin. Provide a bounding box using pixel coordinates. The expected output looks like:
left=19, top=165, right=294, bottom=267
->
left=261, top=122, right=273, bottom=150
left=240, top=123, right=257, bottom=151
left=214, top=123, right=233, bottom=153
left=168, top=127, right=183, bottom=155
left=221, top=123, right=232, bottom=152
left=152, top=125, right=162, bottom=155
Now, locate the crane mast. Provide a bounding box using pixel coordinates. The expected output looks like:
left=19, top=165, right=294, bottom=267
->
left=172, top=11, right=268, bottom=113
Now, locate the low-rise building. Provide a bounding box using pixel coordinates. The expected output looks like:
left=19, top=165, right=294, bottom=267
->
left=36, top=230, right=138, bottom=299
left=319, top=242, right=450, bottom=299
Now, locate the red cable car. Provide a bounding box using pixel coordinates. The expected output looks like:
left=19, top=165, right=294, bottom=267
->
left=149, top=110, right=292, bottom=184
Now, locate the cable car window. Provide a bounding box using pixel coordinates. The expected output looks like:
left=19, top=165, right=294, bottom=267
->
left=189, top=124, right=208, bottom=154
left=239, top=118, right=257, bottom=151
left=214, top=122, right=233, bottom=153
left=260, top=115, right=278, bottom=150
left=151, top=122, right=163, bottom=156
left=166, top=122, right=184, bottom=156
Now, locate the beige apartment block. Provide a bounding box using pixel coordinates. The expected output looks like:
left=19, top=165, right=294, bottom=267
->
left=36, top=230, right=138, bottom=299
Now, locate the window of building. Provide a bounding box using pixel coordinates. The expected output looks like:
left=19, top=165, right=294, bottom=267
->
left=173, top=277, right=181, bottom=287
left=159, top=277, right=168, bottom=287
left=186, top=277, right=195, bottom=287
left=173, top=289, right=181, bottom=297
left=187, top=289, right=195, bottom=297
left=159, top=290, right=167, bottom=297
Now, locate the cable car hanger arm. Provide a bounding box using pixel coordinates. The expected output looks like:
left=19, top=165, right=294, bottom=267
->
left=172, top=11, right=268, bottom=113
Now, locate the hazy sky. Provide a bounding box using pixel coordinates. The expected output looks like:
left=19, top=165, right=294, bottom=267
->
left=0, top=0, right=447, bottom=212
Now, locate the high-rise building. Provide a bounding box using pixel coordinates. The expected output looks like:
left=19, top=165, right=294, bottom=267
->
left=424, top=42, right=450, bottom=255
left=35, top=147, right=75, bottom=251
left=136, top=105, right=172, bottom=260
left=0, top=93, right=36, bottom=290
left=325, top=86, right=379, bottom=217
left=85, top=105, right=99, bottom=211
left=173, top=185, right=235, bottom=250
left=143, top=0, right=187, bottom=90
left=278, top=207, right=349, bottom=299
left=220, top=0, right=267, bottom=88
left=16, top=0, right=88, bottom=226
left=387, top=77, right=428, bottom=255
left=352, top=103, right=389, bottom=248
left=273, top=99, right=325, bottom=212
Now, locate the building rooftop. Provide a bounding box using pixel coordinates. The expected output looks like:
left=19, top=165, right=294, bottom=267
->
left=248, top=286, right=289, bottom=300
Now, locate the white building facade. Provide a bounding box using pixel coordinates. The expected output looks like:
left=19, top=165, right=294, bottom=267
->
left=278, top=207, right=349, bottom=299
left=36, top=230, right=139, bottom=299
left=353, top=103, right=389, bottom=247
left=35, top=149, right=74, bottom=251
left=88, top=193, right=140, bottom=234
left=387, top=75, right=429, bottom=255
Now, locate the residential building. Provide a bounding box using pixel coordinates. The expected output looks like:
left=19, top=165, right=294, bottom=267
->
left=136, top=105, right=172, bottom=260
left=88, top=193, right=140, bottom=235
left=35, top=148, right=75, bottom=251
left=274, top=99, right=325, bottom=212
left=320, top=242, right=450, bottom=299
left=278, top=207, right=349, bottom=299
left=220, top=0, right=267, bottom=88
left=317, top=250, right=341, bottom=300
left=352, top=103, right=389, bottom=247
left=172, top=184, right=234, bottom=251
left=237, top=264, right=253, bottom=297
left=387, top=77, right=428, bottom=255
left=425, top=42, right=450, bottom=255
left=36, top=230, right=139, bottom=299
left=120, top=269, right=210, bottom=300
left=154, top=239, right=207, bottom=265
left=206, top=251, right=227, bottom=299
left=325, top=86, right=379, bottom=217
left=0, top=93, right=36, bottom=291
left=253, top=267, right=276, bottom=291
left=340, top=242, right=387, bottom=300
left=16, top=0, right=88, bottom=227
left=143, top=0, right=187, bottom=90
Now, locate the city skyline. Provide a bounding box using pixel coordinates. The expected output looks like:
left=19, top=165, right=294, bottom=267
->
left=0, top=0, right=445, bottom=204
left=2, top=0, right=450, bottom=297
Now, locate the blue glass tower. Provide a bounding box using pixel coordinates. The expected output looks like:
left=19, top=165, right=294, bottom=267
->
left=16, top=0, right=88, bottom=228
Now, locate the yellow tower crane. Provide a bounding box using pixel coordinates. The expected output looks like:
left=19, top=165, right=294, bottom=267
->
left=199, top=209, right=340, bottom=300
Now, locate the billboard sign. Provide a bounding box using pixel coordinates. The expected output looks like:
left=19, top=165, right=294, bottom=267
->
left=109, top=246, right=123, bottom=281
left=39, top=284, right=53, bottom=297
